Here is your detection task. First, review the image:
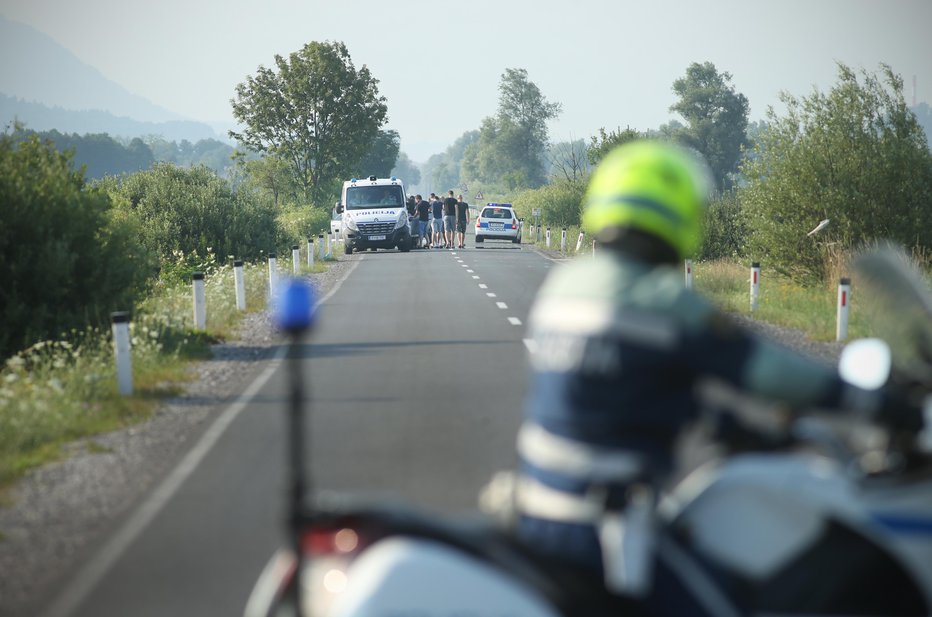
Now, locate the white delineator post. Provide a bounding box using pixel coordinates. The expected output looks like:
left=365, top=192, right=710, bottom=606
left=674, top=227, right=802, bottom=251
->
left=192, top=271, right=206, bottom=329
left=560, top=228, right=567, bottom=251
left=750, top=261, right=761, bottom=312
left=268, top=253, right=278, bottom=300
left=326, top=231, right=333, bottom=258
left=836, top=277, right=851, bottom=342
left=318, top=234, right=325, bottom=261
left=307, top=238, right=315, bottom=268
left=576, top=231, right=585, bottom=252
left=685, top=260, right=693, bottom=289
left=233, top=260, right=246, bottom=311
left=546, top=227, right=551, bottom=248
left=592, top=239, right=597, bottom=256
left=111, top=311, right=133, bottom=396
left=292, top=244, right=301, bottom=275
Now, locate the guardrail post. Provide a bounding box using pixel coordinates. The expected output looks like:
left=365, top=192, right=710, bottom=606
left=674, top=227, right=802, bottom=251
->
left=233, top=260, right=246, bottom=311
left=318, top=234, right=325, bottom=261
left=836, top=277, right=851, bottom=342
left=111, top=311, right=133, bottom=396
left=268, top=253, right=278, bottom=300
left=750, top=262, right=761, bottom=312
left=192, top=271, right=206, bottom=329
left=292, top=244, right=300, bottom=275
left=307, top=238, right=314, bottom=268
left=685, top=260, right=693, bottom=289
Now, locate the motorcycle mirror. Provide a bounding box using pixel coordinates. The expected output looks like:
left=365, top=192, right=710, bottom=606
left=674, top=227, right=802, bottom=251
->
left=839, top=338, right=892, bottom=390
left=274, top=278, right=317, bottom=335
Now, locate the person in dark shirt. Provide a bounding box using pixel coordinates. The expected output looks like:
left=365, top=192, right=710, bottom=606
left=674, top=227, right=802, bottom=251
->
left=415, top=194, right=431, bottom=248
left=455, top=194, right=470, bottom=248
left=430, top=193, right=445, bottom=248
left=443, top=190, right=457, bottom=249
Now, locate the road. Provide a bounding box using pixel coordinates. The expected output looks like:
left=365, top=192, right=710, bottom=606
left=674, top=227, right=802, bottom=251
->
left=42, top=239, right=556, bottom=617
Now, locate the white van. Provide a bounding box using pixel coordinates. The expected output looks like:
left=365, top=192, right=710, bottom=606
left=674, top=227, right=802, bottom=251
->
left=337, top=176, right=413, bottom=254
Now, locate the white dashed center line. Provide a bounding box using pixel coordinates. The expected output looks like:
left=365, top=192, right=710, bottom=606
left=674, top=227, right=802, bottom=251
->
left=496, top=302, right=508, bottom=309
left=508, top=317, right=523, bottom=326
left=478, top=284, right=488, bottom=289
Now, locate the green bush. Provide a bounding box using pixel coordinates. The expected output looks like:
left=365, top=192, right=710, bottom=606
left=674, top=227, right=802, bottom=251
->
left=511, top=179, right=585, bottom=228
left=696, top=189, right=747, bottom=261
left=101, top=163, right=282, bottom=267
left=277, top=204, right=332, bottom=249
left=0, top=133, right=154, bottom=359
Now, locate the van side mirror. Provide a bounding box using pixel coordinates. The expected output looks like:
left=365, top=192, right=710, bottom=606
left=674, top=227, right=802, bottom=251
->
left=336, top=203, right=344, bottom=214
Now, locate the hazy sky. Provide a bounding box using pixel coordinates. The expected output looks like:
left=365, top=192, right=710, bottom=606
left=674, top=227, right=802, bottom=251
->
left=2, top=0, right=930, bottom=161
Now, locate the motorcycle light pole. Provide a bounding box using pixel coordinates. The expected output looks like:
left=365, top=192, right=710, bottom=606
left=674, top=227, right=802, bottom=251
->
left=274, top=278, right=317, bottom=614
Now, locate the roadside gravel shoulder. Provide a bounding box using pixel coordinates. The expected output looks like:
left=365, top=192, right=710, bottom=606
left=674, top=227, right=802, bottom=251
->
left=0, top=257, right=358, bottom=617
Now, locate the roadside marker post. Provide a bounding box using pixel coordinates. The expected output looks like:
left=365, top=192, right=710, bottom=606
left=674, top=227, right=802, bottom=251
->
left=836, top=277, right=851, bottom=342
left=111, top=311, right=133, bottom=396
left=307, top=239, right=314, bottom=268
left=233, top=260, right=246, bottom=311
left=560, top=228, right=567, bottom=251
left=318, top=234, right=325, bottom=261
left=750, top=262, right=761, bottom=312
left=685, top=260, right=693, bottom=289
left=546, top=227, right=551, bottom=248
left=326, top=231, right=332, bottom=258
left=268, top=254, right=279, bottom=300
left=292, top=245, right=301, bottom=275
left=576, top=231, right=584, bottom=252
left=192, top=271, right=206, bottom=329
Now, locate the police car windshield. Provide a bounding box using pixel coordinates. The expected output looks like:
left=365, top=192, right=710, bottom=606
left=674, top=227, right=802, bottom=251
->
left=345, top=185, right=404, bottom=210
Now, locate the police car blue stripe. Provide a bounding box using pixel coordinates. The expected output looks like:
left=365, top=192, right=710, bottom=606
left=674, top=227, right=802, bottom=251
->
left=872, top=513, right=932, bottom=534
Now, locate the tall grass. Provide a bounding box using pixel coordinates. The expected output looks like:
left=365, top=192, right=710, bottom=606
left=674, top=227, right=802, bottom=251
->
left=0, top=251, right=310, bottom=488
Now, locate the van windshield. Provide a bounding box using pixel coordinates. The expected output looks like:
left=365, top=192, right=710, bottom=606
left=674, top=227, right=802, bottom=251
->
left=345, top=185, right=404, bottom=210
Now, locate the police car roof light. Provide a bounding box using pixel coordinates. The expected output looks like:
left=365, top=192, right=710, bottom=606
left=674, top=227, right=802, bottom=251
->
left=368, top=175, right=377, bottom=181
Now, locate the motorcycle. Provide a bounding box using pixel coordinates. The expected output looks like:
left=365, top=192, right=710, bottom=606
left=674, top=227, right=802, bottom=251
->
left=248, top=247, right=932, bottom=617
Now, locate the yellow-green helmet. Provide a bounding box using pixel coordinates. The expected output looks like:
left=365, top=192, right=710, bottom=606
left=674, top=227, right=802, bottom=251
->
left=582, top=140, right=710, bottom=259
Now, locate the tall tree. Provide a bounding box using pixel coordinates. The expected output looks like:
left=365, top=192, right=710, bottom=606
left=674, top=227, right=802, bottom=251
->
left=230, top=41, right=387, bottom=204
left=462, top=69, right=561, bottom=189
left=741, top=63, right=932, bottom=280
left=587, top=126, right=642, bottom=166
left=669, top=62, right=749, bottom=190
left=356, top=129, right=400, bottom=178
left=391, top=151, right=421, bottom=188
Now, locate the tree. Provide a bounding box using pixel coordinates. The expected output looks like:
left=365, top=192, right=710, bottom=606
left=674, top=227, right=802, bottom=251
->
left=587, top=126, right=642, bottom=166
left=462, top=69, right=561, bottom=189
left=741, top=63, right=932, bottom=280
left=356, top=129, right=400, bottom=178
left=547, top=138, right=591, bottom=182
left=391, top=151, right=421, bottom=188
left=0, top=132, right=153, bottom=358
left=669, top=62, right=749, bottom=190
left=230, top=41, right=387, bottom=204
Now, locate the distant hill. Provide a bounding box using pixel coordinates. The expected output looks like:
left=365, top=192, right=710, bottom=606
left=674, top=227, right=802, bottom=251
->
left=0, top=15, right=224, bottom=142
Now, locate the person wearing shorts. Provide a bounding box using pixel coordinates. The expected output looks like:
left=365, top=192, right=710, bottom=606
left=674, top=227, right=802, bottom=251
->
left=430, top=193, right=445, bottom=248
left=455, top=194, right=469, bottom=248
left=415, top=194, right=431, bottom=248
left=443, top=190, right=457, bottom=249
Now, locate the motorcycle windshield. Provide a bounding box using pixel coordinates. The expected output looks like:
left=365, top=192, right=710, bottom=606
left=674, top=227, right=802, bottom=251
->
left=853, top=245, right=932, bottom=383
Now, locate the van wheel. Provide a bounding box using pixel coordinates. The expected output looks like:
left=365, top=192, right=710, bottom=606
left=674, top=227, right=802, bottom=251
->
left=345, top=243, right=354, bottom=255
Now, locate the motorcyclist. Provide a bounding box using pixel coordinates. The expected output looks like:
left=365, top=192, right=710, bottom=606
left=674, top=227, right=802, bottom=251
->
left=515, top=140, right=922, bottom=615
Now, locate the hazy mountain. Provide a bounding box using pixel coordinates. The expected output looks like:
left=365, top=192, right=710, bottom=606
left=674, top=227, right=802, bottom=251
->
left=0, top=15, right=223, bottom=141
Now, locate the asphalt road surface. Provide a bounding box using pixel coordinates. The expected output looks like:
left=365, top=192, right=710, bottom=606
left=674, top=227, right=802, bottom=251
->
left=43, top=239, right=556, bottom=617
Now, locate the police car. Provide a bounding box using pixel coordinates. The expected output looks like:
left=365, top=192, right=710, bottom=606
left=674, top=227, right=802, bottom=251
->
left=475, top=203, right=521, bottom=245
left=337, top=176, right=413, bottom=254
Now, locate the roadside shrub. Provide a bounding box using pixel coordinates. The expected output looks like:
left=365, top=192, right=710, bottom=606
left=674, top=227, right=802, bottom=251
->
left=696, top=189, right=747, bottom=261
left=277, top=204, right=332, bottom=249
left=0, top=133, right=154, bottom=360
left=511, top=178, right=585, bottom=228
left=102, top=163, right=281, bottom=266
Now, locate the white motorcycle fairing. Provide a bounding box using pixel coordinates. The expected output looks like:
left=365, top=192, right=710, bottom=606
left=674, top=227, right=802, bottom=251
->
left=329, top=537, right=560, bottom=617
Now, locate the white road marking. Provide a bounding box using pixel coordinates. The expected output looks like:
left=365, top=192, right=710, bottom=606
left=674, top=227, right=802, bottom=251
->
left=523, top=338, right=538, bottom=353
left=478, top=284, right=488, bottom=289
left=40, top=259, right=362, bottom=617
left=496, top=302, right=508, bottom=309
left=508, top=317, right=523, bottom=325
left=472, top=275, right=480, bottom=279
left=487, top=292, right=497, bottom=297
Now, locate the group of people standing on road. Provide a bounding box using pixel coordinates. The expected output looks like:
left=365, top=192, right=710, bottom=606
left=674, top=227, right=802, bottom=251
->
left=411, top=190, right=470, bottom=249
